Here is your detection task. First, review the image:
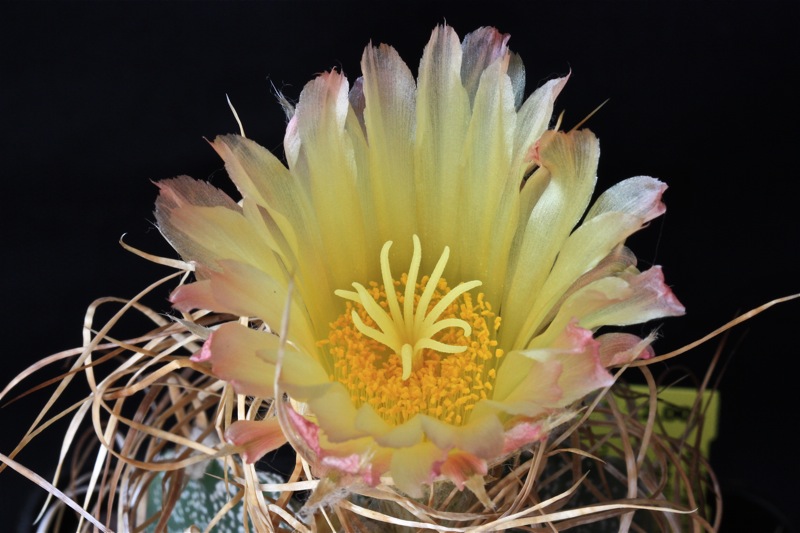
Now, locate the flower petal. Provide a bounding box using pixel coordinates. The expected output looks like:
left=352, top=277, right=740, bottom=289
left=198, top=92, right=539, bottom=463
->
left=294, top=71, right=371, bottom=287
left=502, top=129, right=600, bottom=347
left=495, top=320, right=613, bottom=410
left=597, top=332, right=656, bottom=367
left=575, top=266, right=686, bottom=330
left=390, top=441, right=444, bottom=498
left=439, top=450, right=488, bottom=490
left=585, top=175, right=667, bottom=224
left=172, top=260, right=318, bottom=354
left=460, top=26, right=511, bottom=106
left=225, top=419, right=287, bottom=464
left=191, top=322, right=276, bottom=398
left=460, top=52, right=519, bottom=303
left=191, top=322, right=330, bottom=401
left=420, top=414, right=504, bottom=459
left=305, top=382, right=365, bottom=443
left=210, top=134, right=312, bottom=258
left=155, top=176, right=265, bottom=270
left=415, top=24, right=471, bottom=266
left=502, top=421, right=545, bottom=454
left=360, top=40, right=417, bottom=253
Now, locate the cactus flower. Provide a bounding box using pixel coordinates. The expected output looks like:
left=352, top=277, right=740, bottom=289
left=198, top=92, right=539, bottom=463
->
left=155, top=24, right=684, bottom=501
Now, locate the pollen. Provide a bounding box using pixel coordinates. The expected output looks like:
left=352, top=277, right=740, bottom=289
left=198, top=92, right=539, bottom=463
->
left=323, top=236, right=503, bottom=427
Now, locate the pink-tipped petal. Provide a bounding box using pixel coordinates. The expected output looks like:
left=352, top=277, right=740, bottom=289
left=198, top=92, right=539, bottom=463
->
left=170, top=278, right=216, bottom=312
left=582, top=266, right=685, bottom=330
left=586, top=176, right=668, bottom=224
left=625, top=265, right=686, bottom=318
left=155, top=176, right=243, bottom=268
left=171, top=261, right=317, bottom=354
left=502, top=421, right=545, bottom=454
left=286, top=405, right=321, bottom=456
left=155, top=175, right=283, bottom=279
left=492, top=352, right=564, bottom=409
left=320, top=453, right=361, bottom=476
left=460, top=26, right=511, bottom=103
left=155, top=175, right=240, bottom=212
left=597, top=332, right=657, bottom=367
left=225, top=419, right=287, bottom=464
left=190, top=322, right=275, bottom=398
left=499, top=321, right=612, bottom=410
left=532, top=320, right=613, bottom=404
left=545, top=266, right=685, bottom=338
left=552, top=340, right=614, bottom=405
left=438, top=450, right=488, bottom=490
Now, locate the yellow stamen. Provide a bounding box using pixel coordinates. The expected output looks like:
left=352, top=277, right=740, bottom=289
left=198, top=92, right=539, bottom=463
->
left=325, top=236, right=503, bottom=427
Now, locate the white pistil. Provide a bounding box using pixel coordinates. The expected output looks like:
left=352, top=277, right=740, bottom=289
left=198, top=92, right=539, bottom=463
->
left=335, top=235, right=481, bottom=380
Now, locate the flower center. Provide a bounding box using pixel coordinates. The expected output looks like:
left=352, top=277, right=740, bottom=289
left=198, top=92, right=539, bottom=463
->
left=322, top=236, right=503, bottom=426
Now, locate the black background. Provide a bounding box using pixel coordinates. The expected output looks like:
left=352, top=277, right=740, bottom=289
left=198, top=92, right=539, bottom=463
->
left=2, top=1, right=799, bottom=531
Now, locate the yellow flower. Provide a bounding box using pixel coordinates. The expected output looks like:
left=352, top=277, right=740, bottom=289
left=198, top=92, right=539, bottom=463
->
left=155, top=25, right=684, bottom=499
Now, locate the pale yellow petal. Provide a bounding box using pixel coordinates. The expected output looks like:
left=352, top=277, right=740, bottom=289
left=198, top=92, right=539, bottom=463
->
left=390, top=441, right=444, bottom=498
left=420, top=414, right=504, bottom=459
left=172, top=260, right=318, bottom=355
left=520, top=211, right=642, bottom=340
left=459, top=56, right=518, bottom=303
left=306, top=382, right=365, bottom=443
left=294, top=71, right=370, bottom=287
left=155, top=176, right=278, bottom=272
left=360, top=42, right=417, bottom=258
left=502, top=129, right=600, bottom=348
left=211, top=134, right=311, bottom=258
left=211, top=134, right=341, bottom=326
left=585, top=175, right=667, bottom=223
left=414, top=25, right=470, bottom=271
